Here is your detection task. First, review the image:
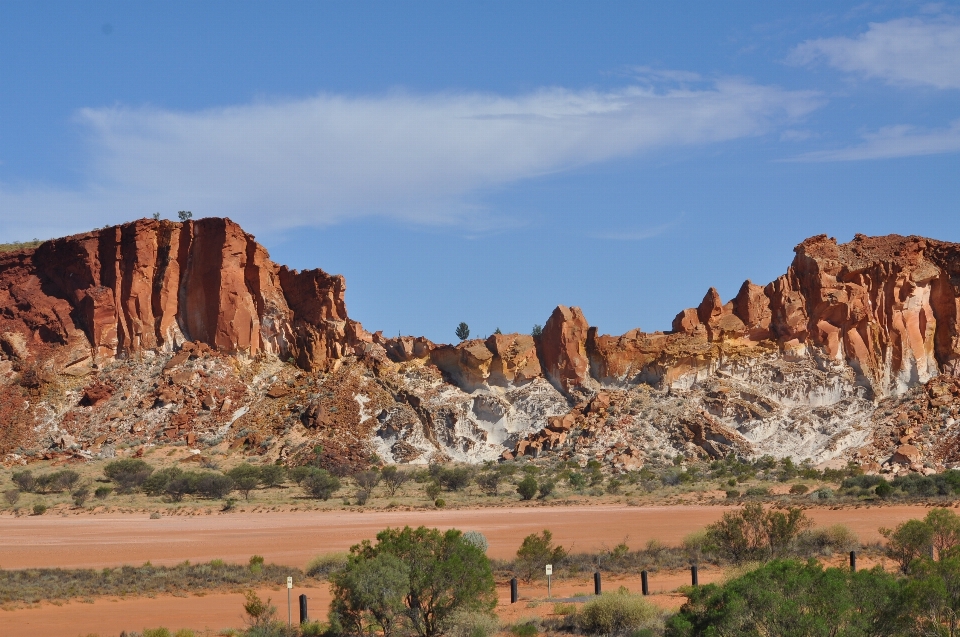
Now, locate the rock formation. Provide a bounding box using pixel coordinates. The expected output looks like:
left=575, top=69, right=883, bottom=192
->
left=6, top=223, right=960, bottom=474
left=0, top=217, right=366, bottom=372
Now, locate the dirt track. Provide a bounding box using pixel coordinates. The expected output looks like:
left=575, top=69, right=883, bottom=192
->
left=0, top=504, right=941, bottom=636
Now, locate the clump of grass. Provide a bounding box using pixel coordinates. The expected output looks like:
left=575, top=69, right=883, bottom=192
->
left=576, top=589, right=660, bottom=635
left=304, top=552, right=349, bottom=579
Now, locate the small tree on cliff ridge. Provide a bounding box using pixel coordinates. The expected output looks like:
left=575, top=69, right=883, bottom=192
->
left=455, top=322, right=470, bottom=341
left=178, top=210, right=193, bottom=221
left=531, top=324, right=542, bottom=337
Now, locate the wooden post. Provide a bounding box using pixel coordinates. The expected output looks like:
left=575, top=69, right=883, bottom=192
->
left=299, top=594, right=309, bottom=624
left=691, top=565, right=698, bottom=587
left=594, top=571, right=602, bottom=595
left=641, top=570, right=649, bottom=596
left=510, top=577, right=518, bottom=604
left=850, top=551, right=857, bottom=573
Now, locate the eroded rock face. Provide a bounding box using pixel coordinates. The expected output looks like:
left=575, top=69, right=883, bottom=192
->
left=0, top=217, right=361, bottom=371
left=541, top=305, right=591, bottom=392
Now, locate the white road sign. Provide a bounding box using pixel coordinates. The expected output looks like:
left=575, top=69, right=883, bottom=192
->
left=287, top=576, right=293, bottom=589
left=545, top=564, right=552, bottom=575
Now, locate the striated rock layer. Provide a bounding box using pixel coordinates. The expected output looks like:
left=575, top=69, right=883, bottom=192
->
left=0, top=217, right=368, bottom=372
left=6, top=223, right=960, bottom=473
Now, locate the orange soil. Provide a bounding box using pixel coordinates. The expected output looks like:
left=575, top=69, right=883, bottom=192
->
left=0, top=504, right=941, bottom=636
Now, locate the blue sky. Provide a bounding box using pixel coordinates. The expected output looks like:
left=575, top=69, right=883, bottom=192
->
left=1, top=1, right=958, bottom=342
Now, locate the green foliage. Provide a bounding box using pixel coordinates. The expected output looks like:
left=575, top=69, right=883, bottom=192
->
left=517, top=476, right=537, bottom=501
left=243, top=589, right=276, bottom=627
left=104, top=458, right=154, bottom=493
left=463, top=531, right=489, bottom=553
left=433, top=466, right=472, bottom=491
left=509, top=622, right=538, bottom=637
left=258, top=464, right=287, bottom=488
left=227, top=463, right=262, bottom=499
left=434, top=498, right=446, bottom=508
left=71, top=485, right=90, bottom=507
left=882, top=519, right=934, bottom=573
left=567, top=472, right=587, bottom=490
left=94, top=486, right=112, bottom=500
left=475, top=472, right=500, bottom=496
left=704, top=503, right=811, bottom=564
left=301, top=468, right=341, bottom=500
left=441, top=609, right=499, bottom=637
left=32, top=502, right=46, bottom=515
left=381, top=466, right=411, bottom=496
left=666, top=560, right=900, bottom=637
left=142, top=628, right=172, bottom=637
left=456, top=322, right=470, bottom=341
left=177, top=210, right=193, bottom=221
left=306, top=553, right=349, bottom=579
left=537, top=480, right=555, bottom=499
left=425, top=481, right=442, bottom=499
left=11, top=470, right=35, bottom=492
left=577, top=590, right=659, bottom=635
left=531, top=325, right=543, bottom=338
left=330, top=526, right=496, bottom=637
left=515, top=530, right=566, bottom=582
left=789, top=484, right=809, bottom=495
left=4, top=488, right=20, bottom=506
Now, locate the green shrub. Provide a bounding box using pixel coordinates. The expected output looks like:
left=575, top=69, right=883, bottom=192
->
left=4, top=488, right=21, bottom=506
left=435, top=498, right=446, bottom=508
left=32, top=502, right=46, bottom=515
left=577, top=590, right=658, bottom=634
left=227, top=463, right=261, bottom=499
left=875, top=481, right=893, bottom=499
left=94, top=486, right=112, bottom=500
left=142, top=628, right=172, bottom=637
left=258, top=464, right=287, bottom=488
left=789, top=484, right=809, bottom=495
left=306, top=552, right=349, bottom=579
left=516, top=530, right=566, bottom=582
left=104, top=458, right=154, bottom=493
left=725, top=489, right=740, bottom=499
left=425, top=481, right=442, bottom=499
left=11, top=470, right=35, bottom=492
left=538, top=480, right=555, bottom=499
left=517, top=476, right=538, bottom=501
left=442, top=609, right=499, bottom=637
left=744, top=487, right=769, bottom=497
left=436, top=466, right=473, bottom=491
left=509, top=622, right=538, bottom=637
left=553, top=602, right=577, bottom=615
left=301, top=469, right=340, bottom=500
left=463, top=531, right=489, bottom=553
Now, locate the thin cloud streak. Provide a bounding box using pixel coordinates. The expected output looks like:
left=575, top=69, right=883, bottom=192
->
left=789, top=16, right=960, bottom=89
left=0, top=79, right=821, bottom=240
left=790, top=119, right=960, bottom=161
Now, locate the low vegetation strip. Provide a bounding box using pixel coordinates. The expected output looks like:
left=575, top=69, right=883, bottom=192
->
left=0, top=558, right=303, bottom=604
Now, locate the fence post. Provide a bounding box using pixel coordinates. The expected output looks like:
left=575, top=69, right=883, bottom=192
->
left=691, top=565, right=698, bottom=587
left=510, top=577, right=518, bottom=604
left=594, top=571, right=602, bottom=595
left=849, top=550, right=857, bottom=573
left=641, top=570, right=649, bottom=596
left=299, top=594, right=309, bottom=624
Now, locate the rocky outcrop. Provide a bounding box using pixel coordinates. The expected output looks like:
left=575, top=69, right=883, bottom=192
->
left=541, top=306, right=591, bottom=392
left=0, top=217, right=363, bottom=371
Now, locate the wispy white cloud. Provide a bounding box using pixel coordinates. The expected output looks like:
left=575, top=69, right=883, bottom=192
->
left=789, top=16, right=960, bottom=89
left=0, top=79, right=821, bottom=240
left=790, top=119, right=960, bottom=161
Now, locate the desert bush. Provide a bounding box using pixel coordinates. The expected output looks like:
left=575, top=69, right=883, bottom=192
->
left=195, top=472, right=235, bottom=499
left=306, top=552, right=349, bottom=579
left=425, top=481, right=442, bottom=500
left=442, top=609, right=499, bottom=637
left=104, top=458, right=154, bottom=493
left=577, top=589, right=659, bottom=635
left=302, top=469, right=341, bottom=500
left=71, top=485, right=90, bottom=507
left=330, top=526, right=496, bottom=637
left=725, top=489, right=739, bottom=499
left=789, top=484, right=809, bottom=495
left=567, top=472, right=587, bottom=490
left=354, top=470, right=381, bottom=500
left=381, top=466, right=410, bottom=496
left=11, top=470, right=35, bottom=492
left=32, top=502, right=46, bottom=515
left=463, top=531, right=489, bottom=553
left=288, top=466, right=313, bottom=486
left=436, top=466, right=472, bottom=492
left=227, top=464, right=261, bottom=499
left=795, top=524, right=860, bottom=557
left=142, top=467, right=185, bottom=496
left=4, top=488, right=20, bottom=506
left=258, top=464, right=287, bottom=488
left=508, top=621, right=538, bottom=637
left=538, top=480, right=556, bottom=499
left=94, top=486, right=112, bottom=500
left=475, top=472, right=500, bottom=496
left=516, top=530, right=566, bottom=582
left=142, top=628, right=172, bottom=637
left=705, top=503, right=810, bottom=564
left=517, top=476, right=537, bottom=501
left=434, top=498, right=446, bottom=508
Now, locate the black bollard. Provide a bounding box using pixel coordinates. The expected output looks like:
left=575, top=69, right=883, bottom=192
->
left=641, top=570, right=649, bottom=596
left=594, top=571, right=602, bottom=595
left=510, top=577, right=518, bottom=604
left=849, top=550, right=857, bottom=573
left=299, top=593, right=309, bottom=624
left=691, top=565, right=698, bottom=586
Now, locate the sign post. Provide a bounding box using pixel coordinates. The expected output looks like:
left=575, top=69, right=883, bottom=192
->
left=287, top=576, right=293, bottom=627
left=545, top=564, right=553, bottom=598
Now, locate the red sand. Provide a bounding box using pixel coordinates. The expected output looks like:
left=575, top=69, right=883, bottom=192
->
left=0, top=504, right=940, bottom=636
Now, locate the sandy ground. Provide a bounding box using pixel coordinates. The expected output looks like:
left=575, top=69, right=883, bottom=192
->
left=0, top=504, right=941, bottom=636
left=0, top=504, right=936, bottom=569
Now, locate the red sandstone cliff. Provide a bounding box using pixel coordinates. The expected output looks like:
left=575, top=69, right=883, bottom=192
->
left=0, top=217, right=366, bottom=371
